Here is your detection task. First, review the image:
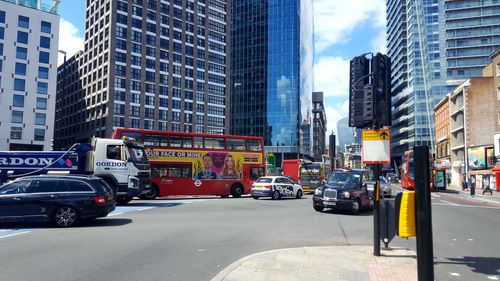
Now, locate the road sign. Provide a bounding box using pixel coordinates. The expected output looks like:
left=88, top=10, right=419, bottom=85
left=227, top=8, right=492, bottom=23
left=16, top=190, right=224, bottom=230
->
left=362, top=129, right=390, bottom=140
left=362, top=129, right=391, bottom=164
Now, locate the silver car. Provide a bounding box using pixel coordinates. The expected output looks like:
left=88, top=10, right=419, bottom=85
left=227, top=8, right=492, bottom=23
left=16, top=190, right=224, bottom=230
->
left=380, top=176, right=392, bottom=198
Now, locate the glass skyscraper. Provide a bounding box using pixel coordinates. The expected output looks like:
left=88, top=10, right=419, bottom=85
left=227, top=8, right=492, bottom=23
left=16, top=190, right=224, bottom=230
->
left=231, top=0, right=314, bottom=160
left=386, top=0, right=500, bottom=164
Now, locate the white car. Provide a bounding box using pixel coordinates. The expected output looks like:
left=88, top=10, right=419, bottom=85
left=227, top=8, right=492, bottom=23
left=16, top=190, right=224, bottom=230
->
left=251, top=176, right=303, bottom=200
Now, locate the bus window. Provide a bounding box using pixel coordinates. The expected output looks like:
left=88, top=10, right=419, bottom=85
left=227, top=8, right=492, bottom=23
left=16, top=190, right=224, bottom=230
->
left=120, top=131, right=144, bottom=143
left=227, top=138, right=246, bottom=150
left=144, top=134, right=168, bottom=146
left=250, top=167, right=265, bottom=179
left=205, top=138, right=225, bottom=149
left=169, top=136, right=182, bottom=147
left=181, top=137, right=193, bottom=148
left=152, top=165, right=169, bottom=178
left=168, top=164, right=192, bottom=178
left=246, top=140, right=262, bottom=151
left=194, top=137, right=203, bottom=148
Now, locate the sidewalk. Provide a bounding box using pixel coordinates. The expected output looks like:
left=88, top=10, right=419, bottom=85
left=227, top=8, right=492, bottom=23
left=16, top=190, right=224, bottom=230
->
left=211, top=246, right=417, bottom=281
left=444, top=184, right=500, bottom=205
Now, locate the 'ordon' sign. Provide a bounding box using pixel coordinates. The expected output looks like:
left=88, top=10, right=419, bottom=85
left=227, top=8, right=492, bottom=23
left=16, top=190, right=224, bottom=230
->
left=0, top=152, right=79, bottom=170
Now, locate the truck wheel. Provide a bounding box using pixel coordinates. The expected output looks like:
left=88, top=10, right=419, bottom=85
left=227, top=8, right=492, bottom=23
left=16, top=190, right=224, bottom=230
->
left=102, top=178, right=117, bottom=200
left=116, top=196, right=133, bottom=205
left=140, top=185, right=158, bottom=200
left=231, top=184, right=244, bottom=198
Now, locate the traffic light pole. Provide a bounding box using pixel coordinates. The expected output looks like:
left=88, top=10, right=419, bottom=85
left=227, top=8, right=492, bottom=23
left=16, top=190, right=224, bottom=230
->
left=373, top=162, right=381, bottom=256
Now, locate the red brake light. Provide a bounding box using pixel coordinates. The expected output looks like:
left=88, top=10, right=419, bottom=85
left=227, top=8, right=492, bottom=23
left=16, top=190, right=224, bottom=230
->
left=93, top=196, right=106, bottom=206
left=264, top=185, right=272, bottom=189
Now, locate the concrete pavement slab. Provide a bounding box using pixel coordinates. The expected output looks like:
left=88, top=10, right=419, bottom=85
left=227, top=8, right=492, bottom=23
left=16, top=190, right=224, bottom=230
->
left=211, top=246, right=417, bottom=281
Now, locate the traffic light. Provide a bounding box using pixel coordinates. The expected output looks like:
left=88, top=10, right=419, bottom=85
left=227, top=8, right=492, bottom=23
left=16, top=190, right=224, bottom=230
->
left=349, top=53, right=392, bottom=129
left=372, top=53, right=392, bottom=127
left=349, top=55, right=370, bottom=128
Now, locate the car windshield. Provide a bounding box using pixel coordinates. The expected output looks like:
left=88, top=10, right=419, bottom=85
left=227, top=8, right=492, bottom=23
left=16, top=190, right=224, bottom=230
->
left=256, top=177, right=273, bottom=183
left=326, top=173, right=361, bottom=185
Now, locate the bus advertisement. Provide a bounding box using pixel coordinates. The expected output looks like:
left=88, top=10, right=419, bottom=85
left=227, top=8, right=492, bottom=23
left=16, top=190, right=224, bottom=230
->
left=400, top=150, right=434, bottom=190
left=112, top=128, right=266, bottom=199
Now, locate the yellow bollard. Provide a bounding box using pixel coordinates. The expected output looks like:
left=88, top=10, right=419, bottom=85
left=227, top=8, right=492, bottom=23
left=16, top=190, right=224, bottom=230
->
left=396, top=191, right=416, bottom=238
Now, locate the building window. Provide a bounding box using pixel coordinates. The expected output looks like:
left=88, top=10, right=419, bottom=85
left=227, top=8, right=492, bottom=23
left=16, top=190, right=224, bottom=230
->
left=38, top=67, right=49, bottom=79
left=0, top=11, right=5, bottom=23
left=18, top=16, right=29, bottom=28
left=39, top=51, right=50, bottom=64
left=16, top=47, right=28, bottom=60
left=10, top=127, right=22, bottom=140
left=36, top=97, right=47, bottom=109
left=113, top=116, right=124, bottom=127
left=144, top=120, right=154, bottom=129
left=35, top=113, right=46, bottom=125
left=17, top=31, right=29, bottom=44
left=41, top=21, right=51, bottom=33
left=39, top=36, right=50, bottom=49
left=12, top=95, right=24, bottom=107
left=11, top=111, right=23, bottom=123
left=15, top=63, right=27, bottom=76
left=14, top=79, right=26, bottom=91
left=130, top=118, right=140, bottom=128
left=37, top=82, right=48, bottom=94
left=34, top=129, right=45, bottom=141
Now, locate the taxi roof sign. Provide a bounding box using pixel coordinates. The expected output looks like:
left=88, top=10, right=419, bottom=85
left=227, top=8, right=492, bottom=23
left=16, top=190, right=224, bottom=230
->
left=362, top=129, right=391, bottom=141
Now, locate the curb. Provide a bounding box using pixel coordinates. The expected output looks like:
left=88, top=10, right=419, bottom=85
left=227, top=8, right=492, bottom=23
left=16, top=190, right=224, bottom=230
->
left=458, top=191, right=500, bottom=205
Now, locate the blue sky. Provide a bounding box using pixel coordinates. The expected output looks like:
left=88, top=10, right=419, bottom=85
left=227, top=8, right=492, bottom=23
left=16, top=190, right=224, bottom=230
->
left=57, top=0, right=386, bottom=135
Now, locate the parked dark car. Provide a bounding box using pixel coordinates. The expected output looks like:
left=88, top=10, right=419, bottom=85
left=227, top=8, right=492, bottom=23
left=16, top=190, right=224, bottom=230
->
left=0, top=175, right=116, bottom=227
left=312, top=169, right=374, bottom=214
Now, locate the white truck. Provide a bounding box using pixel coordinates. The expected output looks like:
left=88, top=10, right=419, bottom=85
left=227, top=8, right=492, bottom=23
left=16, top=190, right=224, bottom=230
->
left=0, top=138, right=151, bottom=205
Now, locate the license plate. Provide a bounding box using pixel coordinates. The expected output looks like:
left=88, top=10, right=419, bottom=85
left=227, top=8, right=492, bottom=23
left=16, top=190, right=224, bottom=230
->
left=324, top=201, right=336, bottom=206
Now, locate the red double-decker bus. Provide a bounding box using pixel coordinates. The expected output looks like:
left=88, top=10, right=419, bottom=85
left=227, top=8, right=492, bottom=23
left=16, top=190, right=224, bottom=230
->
left=400, top=150, right=434, bottom=190
left=112, top=128, right=266, bottom=199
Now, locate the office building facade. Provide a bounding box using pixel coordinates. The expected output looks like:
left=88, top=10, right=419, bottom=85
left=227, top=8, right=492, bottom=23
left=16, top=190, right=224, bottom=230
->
left=0, top=0, right=60, bottom=150
left=55, top=0, right=231, bottom=149
left=312, top=91, right=326, bottom=161
left=230, top=0, right=314, bottom=161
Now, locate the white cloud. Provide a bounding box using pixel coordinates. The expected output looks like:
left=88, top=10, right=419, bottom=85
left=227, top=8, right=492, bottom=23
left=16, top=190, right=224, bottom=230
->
left=314, top=0, right=386, bottom=54
left=324, top=100, right=349, bottom=140
left=371, top=29, right=387, bottom=54
left=57, top=18, right=84, bottom=66
left=314, top=56, right=350, bottom=98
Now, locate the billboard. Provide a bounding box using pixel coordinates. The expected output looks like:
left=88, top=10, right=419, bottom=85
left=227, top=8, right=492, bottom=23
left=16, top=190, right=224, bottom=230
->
left=0, top=151, right=79, bottom=170
left=467, top=146, right=493, bottom=170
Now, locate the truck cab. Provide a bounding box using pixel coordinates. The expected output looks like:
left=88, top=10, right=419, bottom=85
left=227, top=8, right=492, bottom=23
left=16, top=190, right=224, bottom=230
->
left=91, top=138, right=151, bottom=205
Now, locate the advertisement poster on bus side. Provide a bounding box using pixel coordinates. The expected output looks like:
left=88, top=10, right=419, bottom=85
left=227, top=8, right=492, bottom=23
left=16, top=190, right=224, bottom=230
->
left=145, top=149, right=262, bottom=180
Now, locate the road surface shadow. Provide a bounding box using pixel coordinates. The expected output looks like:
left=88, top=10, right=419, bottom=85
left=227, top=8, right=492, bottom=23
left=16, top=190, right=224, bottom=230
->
left=122, top=202, right=183, bottom=208
left=320, top=209, right=374, bottom=216
left=0, top=218, right=133, bottom=229
left=437, top=256, right=500, bottom=276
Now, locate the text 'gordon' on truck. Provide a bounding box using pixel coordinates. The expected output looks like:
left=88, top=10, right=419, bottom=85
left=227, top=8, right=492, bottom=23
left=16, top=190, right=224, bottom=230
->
left=0, top=137, right=152, bottom=205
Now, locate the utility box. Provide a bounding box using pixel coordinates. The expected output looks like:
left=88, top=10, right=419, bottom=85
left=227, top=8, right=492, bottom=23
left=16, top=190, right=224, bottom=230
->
left=379, top=198, right=397, bottom=246
left=395, top=191, right=416, bottom=238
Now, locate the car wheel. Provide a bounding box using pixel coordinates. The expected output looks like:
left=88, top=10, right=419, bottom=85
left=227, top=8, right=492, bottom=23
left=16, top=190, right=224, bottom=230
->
left=53, top=206, right=79, bottom=227
left=351, top=199, right=361, bottom=215
left=252, top=196, right=259, bottom=200
left=116, top=196, right=133, bottom=205
left=231, top=184, right=244, bottom=198
left=313, top=205, right=324, bottom=212
left=139, top=185, right=158, bottom=200
left=296, top=189, right=303, bottom=199
left=272, top=190, right=281, bottom=200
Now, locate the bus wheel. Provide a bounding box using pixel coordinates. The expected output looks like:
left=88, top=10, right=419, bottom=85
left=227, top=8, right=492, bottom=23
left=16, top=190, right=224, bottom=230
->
left=231, top=184, right=244, bottom=198
left=140, top=185, right=158, bottom=200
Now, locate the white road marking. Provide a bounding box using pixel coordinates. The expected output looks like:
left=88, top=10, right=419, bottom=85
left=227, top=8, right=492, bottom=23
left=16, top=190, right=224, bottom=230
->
left=432, top=202, right=500, bottom=210
left=432, top=194, right=441, bottom=198
left=487, top=276, right=499, bottom=280
left=108, top=212, right=124, bottom=217
left=137, top=207, right=154, bottom=211
left=468, top=238, right=474, bottom=242
left=450, top=272, right=460, bottom=277
left=0, top=231, right=30, bottom=239
left=452, top=239, right=457, bottom=241
left=440, top=200, right=459, bottom=206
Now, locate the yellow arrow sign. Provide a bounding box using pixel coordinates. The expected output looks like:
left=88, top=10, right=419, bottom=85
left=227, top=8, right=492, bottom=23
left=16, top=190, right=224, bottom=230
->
left=362, top=129, right=391, bottom=141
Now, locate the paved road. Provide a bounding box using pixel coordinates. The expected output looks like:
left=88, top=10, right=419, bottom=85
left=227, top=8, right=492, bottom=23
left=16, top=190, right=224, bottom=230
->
left=1, top=190, right=499, bottom=281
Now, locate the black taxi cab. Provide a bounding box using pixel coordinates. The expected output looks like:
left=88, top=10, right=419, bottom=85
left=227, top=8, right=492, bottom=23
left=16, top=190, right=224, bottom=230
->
left=312, top=169, right=374, bottom=214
